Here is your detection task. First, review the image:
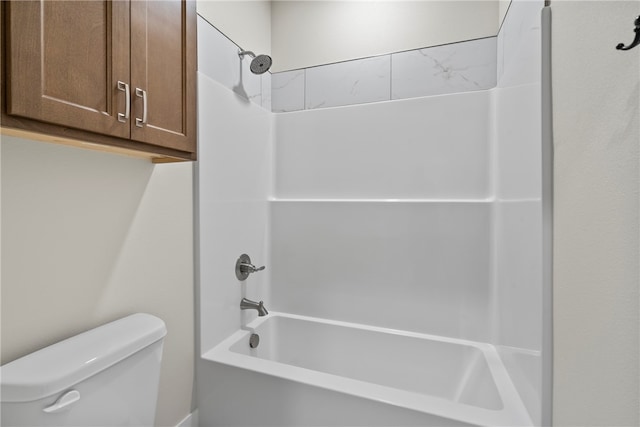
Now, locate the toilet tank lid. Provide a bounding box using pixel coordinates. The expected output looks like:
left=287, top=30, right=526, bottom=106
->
left=0, top=313, right=167, bottom=402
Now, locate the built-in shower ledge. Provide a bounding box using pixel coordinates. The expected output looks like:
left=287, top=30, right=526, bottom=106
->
left=270, top=198, right=494, bottom=203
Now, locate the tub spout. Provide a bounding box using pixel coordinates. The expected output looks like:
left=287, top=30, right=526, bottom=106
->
left=240, top=298, right=269, bottom=316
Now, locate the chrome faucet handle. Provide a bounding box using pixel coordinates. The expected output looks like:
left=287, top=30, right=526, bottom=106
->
left=240, top=262, right=265, bottom=273
left=235, top=254, right=266, bottom=281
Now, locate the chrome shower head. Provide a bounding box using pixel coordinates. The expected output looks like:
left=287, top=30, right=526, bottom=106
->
left=249, top=54, right=272, bottom=75
left=238, top=50, right=272, bottom=75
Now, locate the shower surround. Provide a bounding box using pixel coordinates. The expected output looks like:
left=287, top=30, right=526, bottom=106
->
left=196, top=1, right=546, bottom=425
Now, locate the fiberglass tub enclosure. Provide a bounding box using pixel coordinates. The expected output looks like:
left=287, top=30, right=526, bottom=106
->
left=196, top=1, right=549, bottom=426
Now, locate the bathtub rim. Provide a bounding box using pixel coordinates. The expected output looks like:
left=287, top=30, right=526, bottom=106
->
left=202, top=311, right=534, bottom=427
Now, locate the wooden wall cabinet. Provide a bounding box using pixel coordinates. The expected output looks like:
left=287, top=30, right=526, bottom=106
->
left=1, top=0, right=197, bottom=161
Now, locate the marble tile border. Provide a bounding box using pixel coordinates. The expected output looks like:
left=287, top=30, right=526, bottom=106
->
left=198, top=12, right=503, bottom=114
left=272, top=36, right=497, bottom=113
left=305, top=55, right=391, bottom=110
left=272, top=70, right=305, bottom=113
left=391, top=37, right=497, bottom=100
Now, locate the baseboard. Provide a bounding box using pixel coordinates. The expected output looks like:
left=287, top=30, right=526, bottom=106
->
left=176, top=409, right=199, bottom=427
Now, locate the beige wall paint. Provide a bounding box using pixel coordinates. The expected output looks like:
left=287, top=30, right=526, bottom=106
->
left=197, top=0, right=271, bottom=57
left=271, top=1, right=499, bottom=72
left=199, top=0, right=500, bottom=73
left=552, top=1, right=639, bottom=425
left=1, top=137, right=195, bottom=427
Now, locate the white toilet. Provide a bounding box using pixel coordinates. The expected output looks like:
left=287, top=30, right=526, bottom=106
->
left=1, top=313, right=167, bottom=426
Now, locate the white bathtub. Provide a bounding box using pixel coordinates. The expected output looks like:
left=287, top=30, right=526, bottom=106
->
left=199, top=313, right=532, bottom=426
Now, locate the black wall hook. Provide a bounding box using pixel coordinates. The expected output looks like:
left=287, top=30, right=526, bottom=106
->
left=616, top=15, right=640, bottom=51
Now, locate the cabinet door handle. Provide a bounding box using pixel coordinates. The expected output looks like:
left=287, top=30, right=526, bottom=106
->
left=135, top=88, right=148, bottom=127
left=117, top=81, right=130, bottom=123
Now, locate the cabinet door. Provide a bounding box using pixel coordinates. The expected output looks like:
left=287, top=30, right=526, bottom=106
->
left=130, top=0, right=196, bottom=153
left=6, top=1, right=131, bottom=139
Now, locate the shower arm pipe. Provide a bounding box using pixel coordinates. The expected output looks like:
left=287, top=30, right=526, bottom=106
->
left=238, top=50, right=256, bottom=59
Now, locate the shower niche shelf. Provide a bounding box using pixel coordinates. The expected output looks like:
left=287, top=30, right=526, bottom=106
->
left=1, top=0, right=197, bottom=162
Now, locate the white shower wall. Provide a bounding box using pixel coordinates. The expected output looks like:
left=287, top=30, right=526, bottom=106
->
left=197, top=72, right=272, bottom=352
left=196, top=13, right=499, bottom=348
left=274, top=92, right=492, bottom=199
left=494, top=0, right=544, bottom=424
left=268, top=2, right=544, bottom=422
left=271, top=92, right=495, bottom=343
left=197, top=5, right=545, bottom=422
left=271, top=201, right=493, bottom=341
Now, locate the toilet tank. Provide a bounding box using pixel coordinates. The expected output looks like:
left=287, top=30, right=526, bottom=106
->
left=1, top=313, right=167, bottom=427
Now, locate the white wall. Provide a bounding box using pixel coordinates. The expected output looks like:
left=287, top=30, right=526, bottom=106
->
left=271, top=200, right=493, bottom=341
left=196, top=0, right=271, bottom=59
left=0, top=137, right=195, bottom=427
left=551, top=1, right=639, bottom=425
left=271, top=1, right=500, bottom=72
left=196, top=74, right=272, bottom=353
left=195, top=4, right=550, bottom=426
left=271, top=91, right=495, bottom=342
left=195, top=17, right=273, bottom=354
left=195, top=17, right=275, bottom=427
left=493, top=1, right=544, bottom=424
left=274, top=93, right=492, bottom=199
